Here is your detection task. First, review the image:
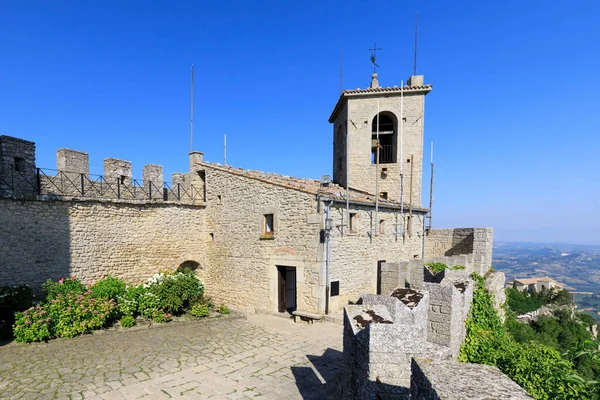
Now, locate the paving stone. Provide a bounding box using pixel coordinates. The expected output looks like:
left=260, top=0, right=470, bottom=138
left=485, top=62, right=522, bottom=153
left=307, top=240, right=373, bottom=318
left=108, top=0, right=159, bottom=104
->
left=0, top=315, right=342, bottom=399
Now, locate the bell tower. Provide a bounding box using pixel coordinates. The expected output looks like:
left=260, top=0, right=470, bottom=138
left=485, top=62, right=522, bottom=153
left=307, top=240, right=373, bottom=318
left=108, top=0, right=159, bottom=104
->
left=328, top=73, right=432, bottom=207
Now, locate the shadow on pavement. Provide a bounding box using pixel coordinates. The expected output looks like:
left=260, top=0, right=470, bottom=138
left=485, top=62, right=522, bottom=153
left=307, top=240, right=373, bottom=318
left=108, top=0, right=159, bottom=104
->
left=291, top=347, right=343, bottom=399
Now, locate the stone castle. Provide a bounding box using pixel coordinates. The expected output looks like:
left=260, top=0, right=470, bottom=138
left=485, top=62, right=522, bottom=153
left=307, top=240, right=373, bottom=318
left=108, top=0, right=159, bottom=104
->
left=0, top=70, right=537, bottom=398
left=0, top=71, right=494, bottom=317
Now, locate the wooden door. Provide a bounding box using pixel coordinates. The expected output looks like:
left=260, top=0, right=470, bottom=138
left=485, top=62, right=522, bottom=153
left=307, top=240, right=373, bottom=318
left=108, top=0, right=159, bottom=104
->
left=285, top=267, right=297, bottom=311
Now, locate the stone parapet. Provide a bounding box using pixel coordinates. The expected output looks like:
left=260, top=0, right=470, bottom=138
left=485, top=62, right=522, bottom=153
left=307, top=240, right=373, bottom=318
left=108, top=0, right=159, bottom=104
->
left=410, top=358, right=534, bottom=399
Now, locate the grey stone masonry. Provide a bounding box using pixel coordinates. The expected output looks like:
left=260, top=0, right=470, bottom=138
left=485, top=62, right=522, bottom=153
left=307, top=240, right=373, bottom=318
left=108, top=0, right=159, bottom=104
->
left=57, top=148, right=89, bottom=175
left=0, top=135, right=37, bottom=196
left=422, top=281, right=473, bottom=359
left=104, top=157, right=132, bottom=185
left=425, top=228, right=493, bottom=275
left=410, top=358, right=534, bottom=399
left=143, top=164, right=163, bottom=200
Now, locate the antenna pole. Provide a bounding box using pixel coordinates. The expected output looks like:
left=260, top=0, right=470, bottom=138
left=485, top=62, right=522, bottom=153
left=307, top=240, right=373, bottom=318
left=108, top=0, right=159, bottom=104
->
left=400, top=80, right=404, bottom=237
left=428, top=142, right=434, bottom=229
left=375, top=101, right=380, bottom=236
left=340, top=48, right=343, bottom=95
left=413, top=12, right=418, bottom=76
left=224, top=134, right=227, bottom=165
left=190, top=65, right=194, bottom=152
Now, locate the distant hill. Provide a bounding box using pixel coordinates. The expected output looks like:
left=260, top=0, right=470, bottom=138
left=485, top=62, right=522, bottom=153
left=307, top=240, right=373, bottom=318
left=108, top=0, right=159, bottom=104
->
left=493, top=241, right=600, bottom=293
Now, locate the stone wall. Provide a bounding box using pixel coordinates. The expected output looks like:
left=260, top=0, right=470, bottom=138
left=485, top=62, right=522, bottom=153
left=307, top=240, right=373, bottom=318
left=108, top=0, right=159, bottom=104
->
left=328, top=204, right=425, bottom=310
left=425, top=228, right=493, bottom=275
left=0, top=136, right=37, bottom=197
left=202, top=165, right=324, bottom=314
left=410, top=358, right=533, bottom=399
left=0, top=197, right=207, bottom=289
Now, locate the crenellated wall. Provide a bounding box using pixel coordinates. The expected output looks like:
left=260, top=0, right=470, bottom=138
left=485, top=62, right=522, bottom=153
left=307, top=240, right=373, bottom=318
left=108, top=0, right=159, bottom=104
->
left=425, top=228, right=494, bottom=275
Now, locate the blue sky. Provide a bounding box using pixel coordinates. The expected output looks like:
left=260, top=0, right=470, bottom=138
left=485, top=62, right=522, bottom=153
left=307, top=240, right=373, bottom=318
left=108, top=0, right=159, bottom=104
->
left=1, top=1, right=599, bottom=245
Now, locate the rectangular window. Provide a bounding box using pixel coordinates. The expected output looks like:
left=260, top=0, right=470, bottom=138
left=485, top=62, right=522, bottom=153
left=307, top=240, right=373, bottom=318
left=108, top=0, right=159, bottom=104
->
left=379, top=219, right=385, bottom=234
left=331, top=281, right=340, bottom=297
left=406, top=215, right=412, bottom=236
left=264, top=214, right=274, bottom=236
left=379, top=192, right=388, bottom=199
left=349, top=212, right=358, bottom=232
left=14, top=157, right=25, bottom=172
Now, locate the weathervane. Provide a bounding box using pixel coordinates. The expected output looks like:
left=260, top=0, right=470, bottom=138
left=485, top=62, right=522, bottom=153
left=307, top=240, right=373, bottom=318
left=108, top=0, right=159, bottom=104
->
left=369, top=43, right=382, bottom=73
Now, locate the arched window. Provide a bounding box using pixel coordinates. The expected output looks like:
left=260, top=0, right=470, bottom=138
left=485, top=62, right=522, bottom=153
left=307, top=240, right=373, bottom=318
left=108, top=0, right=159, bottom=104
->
left=177, top=260, right=200, bottom=273
left=371, top=112, right=397, bottom=164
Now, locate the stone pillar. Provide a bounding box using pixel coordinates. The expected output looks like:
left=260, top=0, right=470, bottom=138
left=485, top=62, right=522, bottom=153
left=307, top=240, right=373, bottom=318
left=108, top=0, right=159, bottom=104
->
left=423, top=281, right=473, bottom=358
left=56, top=149, right=89, bottom=197
left=104, top=158, right=132, bottom=198
left=189, top=151, right=203, bottom=172
left=0, top=135, right=37, bottom=196
left=143, top=164, right=163, bottom=201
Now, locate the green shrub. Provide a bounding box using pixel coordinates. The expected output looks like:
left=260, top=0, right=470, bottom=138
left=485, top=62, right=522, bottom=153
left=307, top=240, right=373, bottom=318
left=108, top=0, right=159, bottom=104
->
left=137, top=291, right=162, bottom=319
left=90, top=276, right=126, bottom=301
left=451, top=265, right=466, bottom=271
left=151, top=310, right=172, bottom=323
left=191, top=304, right=210, bottom=318
left=143, top=271, right=204, bottom=314
left=43, top=277, right=86, bottom=301
left=47, top=290, right=116, bottom=338
left=13, top=306, right=52, bottom=343
left=120, top=315, right=135, bottom=328
left=117, top=285, right=146, bottom=316
left=461, top=273, right=589, bottom=399
left=217, top=304, right=230, bottom=315
left=425, top=262, right=448, bottom=275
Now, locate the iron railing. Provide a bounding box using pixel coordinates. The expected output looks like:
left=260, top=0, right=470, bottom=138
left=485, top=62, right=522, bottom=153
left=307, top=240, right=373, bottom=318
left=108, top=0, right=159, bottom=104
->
left=371, top=145, right=396, bottom=164
left=0, top=164, right=204, bottom=203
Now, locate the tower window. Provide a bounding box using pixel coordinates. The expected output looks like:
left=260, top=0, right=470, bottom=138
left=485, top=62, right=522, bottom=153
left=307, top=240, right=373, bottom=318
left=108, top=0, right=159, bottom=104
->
left=371, top=112, right=397, bottom=164
left=14, top=157, right=25, bottom=172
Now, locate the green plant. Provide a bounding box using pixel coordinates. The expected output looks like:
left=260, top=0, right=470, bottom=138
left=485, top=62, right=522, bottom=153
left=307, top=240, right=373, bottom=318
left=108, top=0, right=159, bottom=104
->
left=47, top=290, right=116, bottom=338
left=425, top=262, right=448, bottom=275
left=151, top=310, right=172, bottom=323
left=137, top=291, right=162, bottom=318
left=90, top=276, right=126, bottom=301
left=13, top=306, right=52, bottom=343
left=43, top=277, right=86, bottom=301
left=217, top=304, right=230, bottom=315
left=120, top=315, right=135, bottom=328
left=190, top=304, right=210, bottom=318
left=117, top=285, right=146, bottom=316
left=143, top=271, right=204, bottom=314
left=460, top=273, right=589, bottom=399
left=451, top=265, right=465, bottom=271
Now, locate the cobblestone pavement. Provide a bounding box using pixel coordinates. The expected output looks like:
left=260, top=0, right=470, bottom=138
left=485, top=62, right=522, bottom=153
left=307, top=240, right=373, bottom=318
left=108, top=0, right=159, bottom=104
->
left=0, top=314, right=343, bottom=399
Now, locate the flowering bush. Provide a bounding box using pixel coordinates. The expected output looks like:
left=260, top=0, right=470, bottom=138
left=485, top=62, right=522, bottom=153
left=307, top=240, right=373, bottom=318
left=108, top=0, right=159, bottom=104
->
left=47, top=290, right=116, bottom=338
left=151, top=310, right=172, bottom=323
left=90, top=276, right=126, bottom=301
left=13, top=306, right=52, bottom=343
left=117, top=285, right=146, bottom=316
left=43, top=277, right=86, bottom=300
left=143, top=270, right=204, bottom=314
left=120, top=315, right=135, bottom=328
left=137, top=291, right=162, bottom=318
left=190, top=304, right=210, bottom=318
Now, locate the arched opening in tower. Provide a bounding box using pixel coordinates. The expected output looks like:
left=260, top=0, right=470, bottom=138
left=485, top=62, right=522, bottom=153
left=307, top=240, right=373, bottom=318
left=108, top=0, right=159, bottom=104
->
left=371, top=112, right=397, bottom=164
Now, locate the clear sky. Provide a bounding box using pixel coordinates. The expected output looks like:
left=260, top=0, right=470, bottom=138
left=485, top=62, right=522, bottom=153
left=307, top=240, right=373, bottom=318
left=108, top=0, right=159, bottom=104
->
left=1, top=1, right=599, bottom=245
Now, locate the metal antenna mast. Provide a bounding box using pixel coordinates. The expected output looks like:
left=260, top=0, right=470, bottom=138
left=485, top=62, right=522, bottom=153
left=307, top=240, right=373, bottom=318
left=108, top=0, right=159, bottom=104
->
left=413, top=13, right=418, bottom=76
left=340, top=48, right=343, bottom=95
left=190, top=65, right=195, bottom=152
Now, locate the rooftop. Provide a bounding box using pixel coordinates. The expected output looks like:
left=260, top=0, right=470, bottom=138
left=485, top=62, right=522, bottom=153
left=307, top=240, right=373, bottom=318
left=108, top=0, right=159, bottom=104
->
left=197, top=161, right=427, bottom=212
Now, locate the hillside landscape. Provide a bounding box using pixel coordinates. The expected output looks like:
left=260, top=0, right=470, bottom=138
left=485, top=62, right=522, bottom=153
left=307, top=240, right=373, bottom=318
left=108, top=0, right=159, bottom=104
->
left=493, top=241, right=600, bottom=293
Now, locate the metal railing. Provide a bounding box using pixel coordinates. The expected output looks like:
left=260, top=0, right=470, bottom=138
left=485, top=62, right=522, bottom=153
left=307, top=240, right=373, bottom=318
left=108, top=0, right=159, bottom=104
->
left=371, top=145, right=396, bottom=164
left=0, top=164, right=205, bottom=203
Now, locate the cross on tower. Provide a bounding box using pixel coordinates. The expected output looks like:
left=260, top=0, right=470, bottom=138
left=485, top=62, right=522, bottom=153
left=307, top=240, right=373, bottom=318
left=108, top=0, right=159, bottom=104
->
left=369, top=43, right=382, bottom=73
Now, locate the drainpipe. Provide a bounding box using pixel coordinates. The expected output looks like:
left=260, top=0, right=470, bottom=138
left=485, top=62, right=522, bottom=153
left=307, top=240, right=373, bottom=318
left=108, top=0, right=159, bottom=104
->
left=324, top=198, right=334, bottom=315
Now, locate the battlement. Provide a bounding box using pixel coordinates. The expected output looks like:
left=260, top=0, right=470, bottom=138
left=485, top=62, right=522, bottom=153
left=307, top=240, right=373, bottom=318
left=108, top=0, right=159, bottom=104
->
left=0, top=135, right=205, bottom=204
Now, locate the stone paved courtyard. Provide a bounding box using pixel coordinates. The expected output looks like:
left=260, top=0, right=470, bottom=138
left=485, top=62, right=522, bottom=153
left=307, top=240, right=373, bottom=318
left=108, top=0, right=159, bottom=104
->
left=0, top=314, right=343, bottom=399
